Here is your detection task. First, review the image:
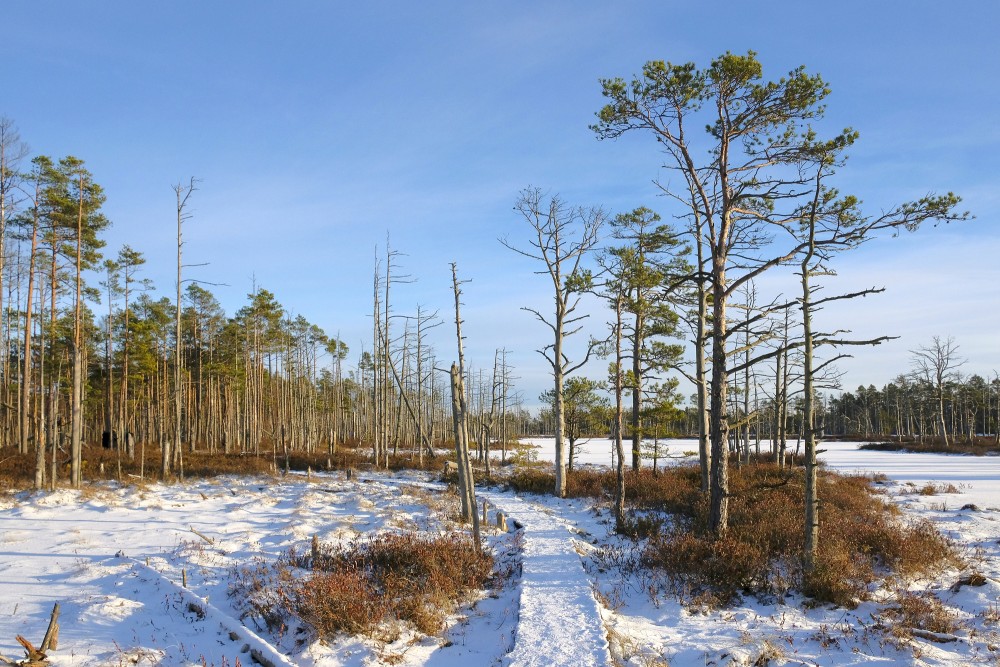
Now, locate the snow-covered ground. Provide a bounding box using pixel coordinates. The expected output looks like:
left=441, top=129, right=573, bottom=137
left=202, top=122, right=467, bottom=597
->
left=0, top=440, right=997, bottom=666
left=522, top=436, right=1000, bottom=508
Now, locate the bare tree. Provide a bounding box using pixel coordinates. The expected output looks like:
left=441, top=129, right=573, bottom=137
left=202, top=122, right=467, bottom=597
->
left=795, top=153, right=966, bottom=572
left=168, top=177, right=197, bottom=479
left=911, top=336, right=965, bottom=448
left=449, top=263, right=480, bottom=548
left=501, top=187, right=604, bottom=497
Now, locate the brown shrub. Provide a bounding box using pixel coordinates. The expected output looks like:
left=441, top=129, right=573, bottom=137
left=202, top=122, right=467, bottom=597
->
left=884, top=591, right=961, bottom=637
left=294, top=566, right=389, bottom=636
left=290, top=532, right=495, bottom=638
left=507, top=468, right=556, bottom=495
left=644, top=526, right=772, bottom=604
left=0, top=450, right=37, bottom=489
left=640, top=462, right=958, bottom=607
left=506, top=466, right=704, bottom=516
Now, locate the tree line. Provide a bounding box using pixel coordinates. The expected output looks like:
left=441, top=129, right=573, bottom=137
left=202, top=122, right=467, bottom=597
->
left=0, top=117, right=527, bottom=491
left=0, top=52, right=978, bottom=575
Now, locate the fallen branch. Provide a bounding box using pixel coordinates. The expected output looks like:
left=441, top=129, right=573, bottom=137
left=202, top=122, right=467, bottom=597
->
left=909, top=628, right=959, bottom=644
left=189, top=526, right=215, bottom=545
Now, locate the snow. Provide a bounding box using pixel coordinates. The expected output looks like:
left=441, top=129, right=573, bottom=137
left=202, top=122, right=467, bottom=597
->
left=0, top=441, right=997, bottom=666
left=480, top=492, right=610, bottom=667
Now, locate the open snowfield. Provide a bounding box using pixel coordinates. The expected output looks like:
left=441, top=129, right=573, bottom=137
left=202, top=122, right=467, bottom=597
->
left=0, top=441, right=997, bottom=666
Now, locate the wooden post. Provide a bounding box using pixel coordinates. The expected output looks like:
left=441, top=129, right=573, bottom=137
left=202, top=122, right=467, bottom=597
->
left=40, top=603, right=60, bottom=652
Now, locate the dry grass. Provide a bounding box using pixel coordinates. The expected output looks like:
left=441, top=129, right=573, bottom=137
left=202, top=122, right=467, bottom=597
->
left=882, top=590, right=962, bottom=640
left=231, top=532, right=496, bottom=639
left=0, top=443, right=455, bottom=488
left=912, top=482, right=961, bottom=496
left=507, top=461, right=958, bottom=608
left=860, top=437, right=1000, bottom=456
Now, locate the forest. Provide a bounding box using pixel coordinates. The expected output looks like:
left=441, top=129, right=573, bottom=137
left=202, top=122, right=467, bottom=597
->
left=0, top=52, right=987, bottom=502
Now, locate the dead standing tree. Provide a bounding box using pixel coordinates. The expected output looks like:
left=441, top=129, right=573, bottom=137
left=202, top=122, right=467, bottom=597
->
left=448, top=263, right=481, bottom=548
left=910, top=336, right=966, bottom=449
left=501, top=188, right=604, bottom=498
left=167, top=177, right=197, bottom=480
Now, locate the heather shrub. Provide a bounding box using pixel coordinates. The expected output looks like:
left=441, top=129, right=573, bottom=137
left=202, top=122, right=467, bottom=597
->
left=293, top=565, right=389, bottom=635
left=507, top=468, right=556, bottom=495
left=639, top=462, right=958, bottom=607
left=884, top=590, right=961, bottom=637
left=505, top=465, right=702, bottom=515
left=288, top=532, right=495, bottom=638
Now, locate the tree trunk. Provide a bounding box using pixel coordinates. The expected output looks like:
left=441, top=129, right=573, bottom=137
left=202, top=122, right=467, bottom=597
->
left=613, top=292, right=627, bottom=531
left=801, top=214, right=819, bottom=574
left=708, top=255, right=729, bottom=535
left=631, top=310, right=643, bottom=471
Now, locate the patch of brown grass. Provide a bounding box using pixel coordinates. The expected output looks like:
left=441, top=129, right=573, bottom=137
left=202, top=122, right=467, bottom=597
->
left=883, top=590, right=962, bottom=638
left=630, top=463, right=959, bottom=607
left=860, top=437, right=1000, bottom=456
left=280, top=533, right=494, bottom=638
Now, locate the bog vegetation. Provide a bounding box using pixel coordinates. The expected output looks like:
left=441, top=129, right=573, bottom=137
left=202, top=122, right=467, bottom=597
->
left=509, top=460, right=958, bottom=608
left=231, top=532, right=501, bottom=639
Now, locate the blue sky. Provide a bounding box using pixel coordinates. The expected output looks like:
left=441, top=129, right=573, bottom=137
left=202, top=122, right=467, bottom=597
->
left=4, top=1, right=998, bottom=406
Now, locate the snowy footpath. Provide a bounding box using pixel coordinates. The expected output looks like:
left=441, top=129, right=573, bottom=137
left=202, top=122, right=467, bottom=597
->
left=480, top=490, right=611, bottom=667
left=382, top=478, right=613, bottom=667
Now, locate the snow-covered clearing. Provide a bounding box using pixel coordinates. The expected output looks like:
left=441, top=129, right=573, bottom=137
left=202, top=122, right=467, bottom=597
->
left=0, top=440, right=997, bottom=666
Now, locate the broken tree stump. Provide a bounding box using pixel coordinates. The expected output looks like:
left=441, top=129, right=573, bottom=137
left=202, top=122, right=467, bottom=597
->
left=4, top=603, right=60, bottom=666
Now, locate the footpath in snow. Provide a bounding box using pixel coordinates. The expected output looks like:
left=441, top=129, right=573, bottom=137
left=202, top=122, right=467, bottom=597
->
left=392, top=478, right=612, bottom=667
left=481, top=490, right=611, bottom=667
